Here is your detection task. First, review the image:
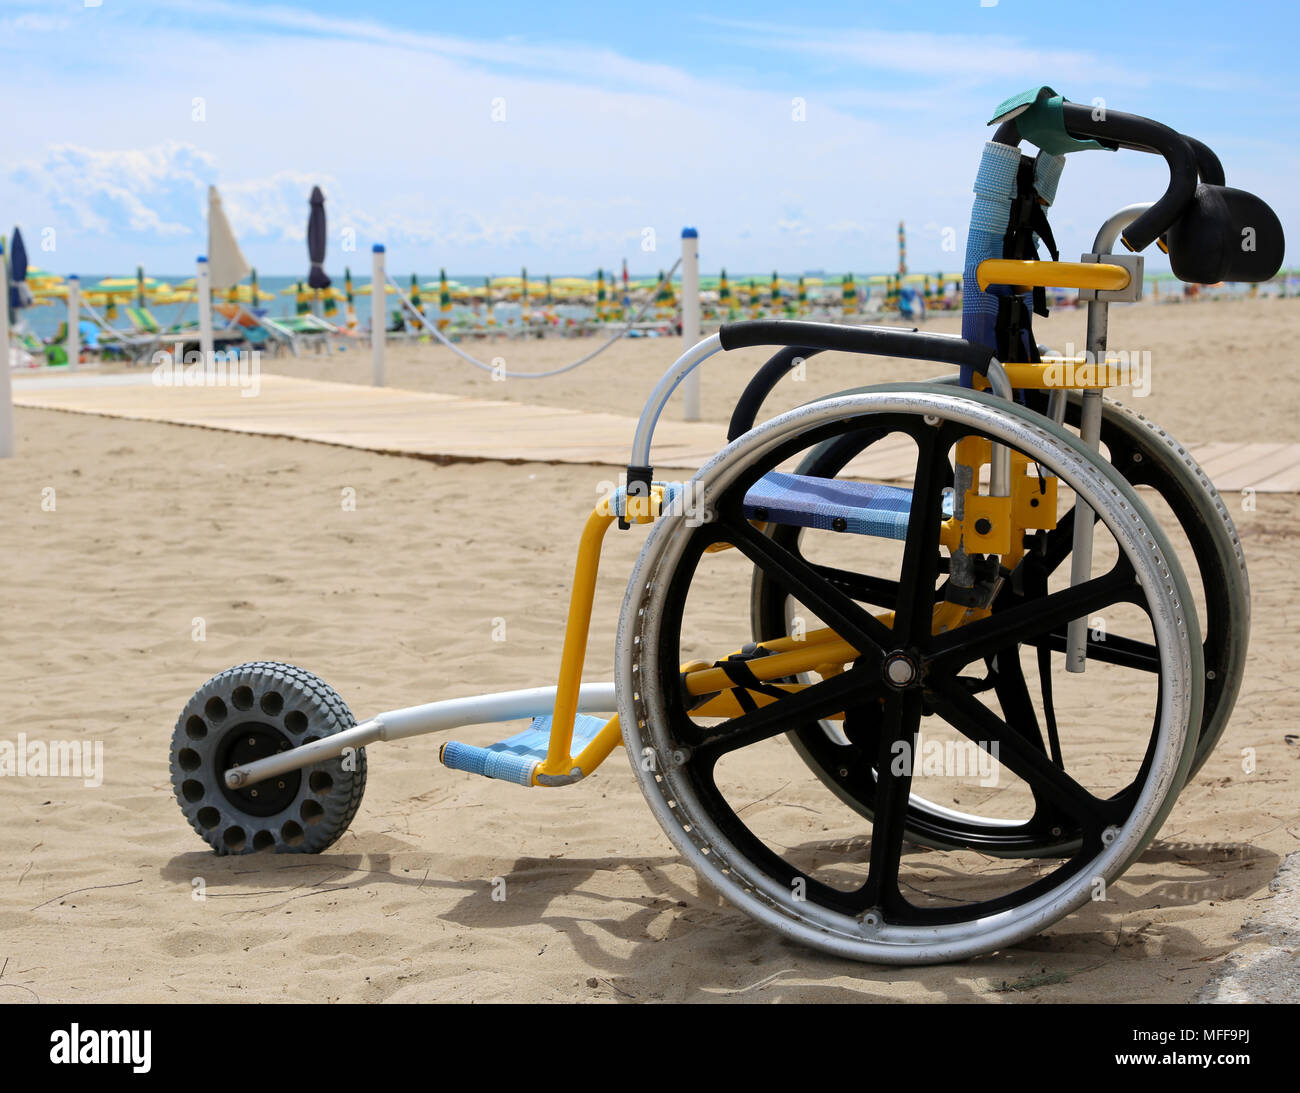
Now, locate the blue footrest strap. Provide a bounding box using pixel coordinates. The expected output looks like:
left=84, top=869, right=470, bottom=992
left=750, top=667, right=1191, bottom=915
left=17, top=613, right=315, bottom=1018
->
left=440, top=713, right=609, bottom=786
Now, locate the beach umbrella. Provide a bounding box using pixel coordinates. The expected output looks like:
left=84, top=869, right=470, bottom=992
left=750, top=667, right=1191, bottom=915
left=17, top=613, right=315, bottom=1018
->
left=8, top=227, right=33, bottom=312
left=898, top=220, right=907, bottom=277
left=295, top=281, right=309, bottom=315
left=544, top=273, right=553, bottom=307
left=306, top=186, right=331, bottom=290
left=438, top=268, right=451, bottom=329
left=622, top=258, right=630, bottom=318
left=595, top=268, right=607, bottom=321
left=409, top=274, right=422, bottom=329
left=208, top=186, right=250, bottom=290
left=343, top=267, right=358, bottom=329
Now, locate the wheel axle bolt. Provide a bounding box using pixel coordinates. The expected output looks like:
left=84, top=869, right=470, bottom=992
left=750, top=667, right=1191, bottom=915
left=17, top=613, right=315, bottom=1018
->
left=883, top=654, right=917, bottom=687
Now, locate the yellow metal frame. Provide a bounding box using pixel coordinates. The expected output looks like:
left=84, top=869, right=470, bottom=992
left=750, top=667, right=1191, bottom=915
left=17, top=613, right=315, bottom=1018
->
left=531, top=438, right=1059, bottom=785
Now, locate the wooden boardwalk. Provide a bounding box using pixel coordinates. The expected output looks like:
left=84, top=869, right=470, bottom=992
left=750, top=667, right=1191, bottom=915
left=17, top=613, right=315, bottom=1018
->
left=11, top=372, right=1300, bottom=490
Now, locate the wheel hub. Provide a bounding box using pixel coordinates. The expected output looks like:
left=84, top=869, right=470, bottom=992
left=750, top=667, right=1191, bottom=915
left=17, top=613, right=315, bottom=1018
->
left=216, top=722, right=300, bottom=817
left=882, top=651, right=918, bottom=689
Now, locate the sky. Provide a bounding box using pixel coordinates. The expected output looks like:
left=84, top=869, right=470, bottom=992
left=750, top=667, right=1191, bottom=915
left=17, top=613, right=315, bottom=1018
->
left=0, top=0, right=1295, bottom=278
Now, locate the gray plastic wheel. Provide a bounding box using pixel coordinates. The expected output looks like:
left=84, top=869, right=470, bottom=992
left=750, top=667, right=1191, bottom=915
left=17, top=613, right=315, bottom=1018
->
left=170, top=661, right=366, bottom=855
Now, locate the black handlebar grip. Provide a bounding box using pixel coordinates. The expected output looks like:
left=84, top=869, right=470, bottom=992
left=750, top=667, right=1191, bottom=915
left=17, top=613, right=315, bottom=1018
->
left=1059, top=103, right=1198, bottom=252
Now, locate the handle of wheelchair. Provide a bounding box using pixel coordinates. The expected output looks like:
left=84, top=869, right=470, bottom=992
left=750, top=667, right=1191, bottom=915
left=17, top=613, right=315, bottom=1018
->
left=721, top=321, right=996, bottom=443
left=719, top=320, right=994, bottom=370
left=727, top=346, right=825, bottom=442
left=1058, top=103, right=1198, bottom=253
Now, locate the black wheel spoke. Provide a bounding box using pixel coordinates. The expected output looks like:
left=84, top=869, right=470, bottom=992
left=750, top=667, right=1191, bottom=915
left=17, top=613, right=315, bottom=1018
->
left=726, top=517, right=895, bottom=656
left=857, top=688, right=924, bottom=914
left=928, top=559, right=1138, bottom=673
left=927, top=676, right=1122, bottom=832
left=805, top=563, right=909, bottom=610
left=988, top=649, right=1047, bottom=755
left=892, top=425, right=951, bottom=646
left=1027, top=629, right=1160, bottom=672
left=693, top=664, right=881, bottom=761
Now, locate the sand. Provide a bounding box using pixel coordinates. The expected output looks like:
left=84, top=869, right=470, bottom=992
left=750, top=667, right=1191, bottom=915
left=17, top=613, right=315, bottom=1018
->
left=1, top=297, right=1298, bottom=1003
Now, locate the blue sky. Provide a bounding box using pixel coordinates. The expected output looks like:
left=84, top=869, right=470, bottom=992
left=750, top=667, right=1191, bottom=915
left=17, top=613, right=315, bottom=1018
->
left=0, top=0, right=1295, bottom=277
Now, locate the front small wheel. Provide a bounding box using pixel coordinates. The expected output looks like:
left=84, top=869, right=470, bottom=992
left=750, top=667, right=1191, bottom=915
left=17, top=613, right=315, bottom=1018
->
left=170, top=661, right=366, bottom=854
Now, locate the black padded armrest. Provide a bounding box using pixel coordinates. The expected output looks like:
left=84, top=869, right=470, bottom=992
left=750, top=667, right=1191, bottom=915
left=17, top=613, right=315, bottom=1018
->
left=718, top=320, right=993, bottom=372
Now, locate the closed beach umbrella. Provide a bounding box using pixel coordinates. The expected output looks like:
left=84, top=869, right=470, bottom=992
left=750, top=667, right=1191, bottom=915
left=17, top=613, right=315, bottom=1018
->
left=295, top=281, right=309, bottom=315
left=9, top=227, right=33, bottom=312
left=409, top=274, right=422, bottom=329
left=344, top=267, right=357, bottom=329
left=306, top=186, right=331, bottom=290
left=208, top=186, right=250, bottom=291
left=438, top=268, right=451, bottom=329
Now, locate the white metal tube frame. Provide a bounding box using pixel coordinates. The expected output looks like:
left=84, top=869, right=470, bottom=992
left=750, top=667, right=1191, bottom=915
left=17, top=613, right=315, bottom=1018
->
left=1065, top=202, right=1154, bottom=672
left=224, top=682, right=618, bottom=790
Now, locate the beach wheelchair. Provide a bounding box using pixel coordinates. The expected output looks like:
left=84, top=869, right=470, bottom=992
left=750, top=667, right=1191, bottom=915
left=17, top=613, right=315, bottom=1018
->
left=170, top=89, right=1284, bottom=964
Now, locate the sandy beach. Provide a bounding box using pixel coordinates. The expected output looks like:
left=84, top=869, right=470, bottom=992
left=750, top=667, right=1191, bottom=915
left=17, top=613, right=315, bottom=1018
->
left=2, top=297, right=1298, bottom=1003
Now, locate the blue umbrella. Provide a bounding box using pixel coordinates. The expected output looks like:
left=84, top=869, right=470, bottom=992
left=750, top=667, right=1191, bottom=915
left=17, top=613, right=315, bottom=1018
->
left=306, top=186, right=331, bottom=290
left=9, top=227, right=33, bottom=311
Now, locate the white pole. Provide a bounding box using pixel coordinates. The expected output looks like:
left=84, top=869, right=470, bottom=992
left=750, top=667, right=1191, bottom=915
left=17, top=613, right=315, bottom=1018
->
left=68, top=275, right=80, bottom=370
left=0, top=240, right=14, bottom=458
left=680, top=227, right=701, bottom=421
left=196, top=256, right=214, bottom=363
left=371, top=244, right=386, bottom=387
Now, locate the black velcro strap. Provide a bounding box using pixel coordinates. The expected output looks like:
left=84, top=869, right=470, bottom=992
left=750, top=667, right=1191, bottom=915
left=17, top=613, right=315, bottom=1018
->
left=715, top=654, right=789, bottom=712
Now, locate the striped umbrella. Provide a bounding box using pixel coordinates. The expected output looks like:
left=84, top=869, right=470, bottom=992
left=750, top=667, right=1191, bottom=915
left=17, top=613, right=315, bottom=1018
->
left=898, top=221, right=907, bottom=277
left=344, top=268, right=357, bottom=329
